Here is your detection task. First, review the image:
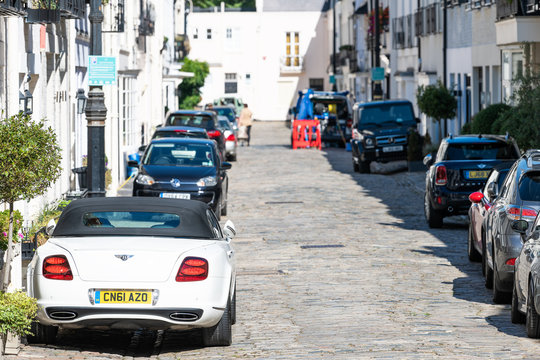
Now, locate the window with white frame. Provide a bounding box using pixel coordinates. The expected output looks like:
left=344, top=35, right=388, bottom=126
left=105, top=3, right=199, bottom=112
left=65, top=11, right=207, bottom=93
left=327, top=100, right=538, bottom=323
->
left=193, top=28, right=198, bottom=39
left=120, top=76, right=138, bottom=146
left=502, top=50, right=523, bottom=104
left=225, top=73, right=237, bottom=94
left=226, top=28, right=232, bottom=39
left=285, top=31, right=300, bottom=67
left=207, top=28, right=212, bottom=39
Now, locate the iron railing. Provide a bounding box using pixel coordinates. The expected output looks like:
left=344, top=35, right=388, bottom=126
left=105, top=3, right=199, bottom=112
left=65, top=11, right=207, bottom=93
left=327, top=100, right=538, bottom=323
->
left=0, top=0, right=26, bottom=16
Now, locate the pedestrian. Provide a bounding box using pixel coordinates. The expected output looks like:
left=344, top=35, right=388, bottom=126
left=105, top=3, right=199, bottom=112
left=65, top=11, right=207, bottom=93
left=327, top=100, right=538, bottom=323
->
left=238, top=103, right=253, bottom=146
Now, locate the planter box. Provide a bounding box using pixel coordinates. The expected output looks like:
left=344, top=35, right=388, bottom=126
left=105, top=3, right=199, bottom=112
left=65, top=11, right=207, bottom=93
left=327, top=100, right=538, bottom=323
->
left=2, top=331, right=20, bottom=355
left=407, top=160, right=425, bottom=172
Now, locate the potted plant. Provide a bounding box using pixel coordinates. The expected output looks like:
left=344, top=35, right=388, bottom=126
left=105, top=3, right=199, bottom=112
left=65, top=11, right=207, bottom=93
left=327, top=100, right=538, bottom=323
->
left=0, top=291, right=37, bottom=355
left=407, top=129, right=425, bottom=172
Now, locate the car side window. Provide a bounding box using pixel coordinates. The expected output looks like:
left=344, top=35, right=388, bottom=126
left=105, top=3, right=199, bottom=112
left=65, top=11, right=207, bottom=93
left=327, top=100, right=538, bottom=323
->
left=206, top=210, right=223, bottom=238
left=499, top=164, right=518, bottom=200
left=483, top=170, right=499, bottom=197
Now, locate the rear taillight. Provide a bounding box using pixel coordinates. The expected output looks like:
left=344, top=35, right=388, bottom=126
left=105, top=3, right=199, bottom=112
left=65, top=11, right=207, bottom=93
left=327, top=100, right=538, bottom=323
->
left=43, top=255, right=73, bottom=280
left=346, top=118, right=353, bottom=127
left=435, top=165, right=447, bottom=186
left=506, top=206, right=538, bottom=221
left=207, top=130, right=221, bottom=138
left=226, top=134, right=236, bottom=141
left=176, top=257, right=208, bottom=282
left=506, top=258, right=516, bottom=266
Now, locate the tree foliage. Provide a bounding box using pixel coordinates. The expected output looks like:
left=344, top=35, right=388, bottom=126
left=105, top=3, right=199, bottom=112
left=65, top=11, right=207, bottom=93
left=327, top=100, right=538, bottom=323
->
left=193, top=0, right=255, bottom=8
left=416, top=81, right=457, bottom=142
left=0, top=112, right=62, bottom=290
left=178, top=58, right=210, bottom=109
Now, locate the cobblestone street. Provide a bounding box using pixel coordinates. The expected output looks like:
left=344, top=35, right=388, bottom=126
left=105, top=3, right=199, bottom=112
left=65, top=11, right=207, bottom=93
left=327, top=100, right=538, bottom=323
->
left=10, top=121, right=540, bottom=359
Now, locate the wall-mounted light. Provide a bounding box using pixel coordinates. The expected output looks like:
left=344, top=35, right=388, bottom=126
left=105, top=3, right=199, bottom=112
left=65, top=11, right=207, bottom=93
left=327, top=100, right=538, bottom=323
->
left=24, top=89, right=33, bottom=115
left=19, top=91, right=26, bottom=113
left=76, top=88, right=87, bottom=114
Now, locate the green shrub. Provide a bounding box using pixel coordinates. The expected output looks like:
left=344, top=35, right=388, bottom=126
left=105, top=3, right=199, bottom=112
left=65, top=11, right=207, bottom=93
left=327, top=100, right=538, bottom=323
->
left=460, top=122, right=472, bottom=135
left=0, top=291, right=37, bottom=337
left=470, top=103, right=512, bottom=134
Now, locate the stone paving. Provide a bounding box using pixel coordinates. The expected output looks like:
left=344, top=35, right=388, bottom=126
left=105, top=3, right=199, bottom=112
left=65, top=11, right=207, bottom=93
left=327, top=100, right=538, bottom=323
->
left=9, top=122, right=540, bottom=359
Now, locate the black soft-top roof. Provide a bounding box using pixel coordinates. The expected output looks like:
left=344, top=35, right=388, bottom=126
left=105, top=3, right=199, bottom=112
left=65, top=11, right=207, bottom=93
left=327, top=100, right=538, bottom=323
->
left=53, top=197, right=216, bottom=239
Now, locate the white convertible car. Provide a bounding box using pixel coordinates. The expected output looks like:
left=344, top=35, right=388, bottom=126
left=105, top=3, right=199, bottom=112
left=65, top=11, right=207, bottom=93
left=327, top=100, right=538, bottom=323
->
left=26, top=197, right=236, bottom=347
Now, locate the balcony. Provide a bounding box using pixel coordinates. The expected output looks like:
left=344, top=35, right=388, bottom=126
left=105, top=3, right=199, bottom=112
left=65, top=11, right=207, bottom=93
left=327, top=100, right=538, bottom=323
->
left=138, top=2, right=155, bottom=36
left=58, top=0, right=85, bottom=19
left=280, top=56, right=304, bottom=74
left=0, top=0, right=26, bottom=16
left=495, top=15, right=540, bottom=46
left=26, top=0, right=60, bottom=24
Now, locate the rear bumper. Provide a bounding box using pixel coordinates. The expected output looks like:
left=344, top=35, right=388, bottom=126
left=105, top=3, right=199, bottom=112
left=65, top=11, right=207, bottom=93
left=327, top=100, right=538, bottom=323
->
left=428, top=188, right=472, bottom=215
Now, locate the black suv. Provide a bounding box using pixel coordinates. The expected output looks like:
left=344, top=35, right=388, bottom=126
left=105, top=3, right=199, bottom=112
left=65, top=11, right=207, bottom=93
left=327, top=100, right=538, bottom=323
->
left=350, top=100, right=419, bottom=173
left=424, top=134, right=520, bottom=228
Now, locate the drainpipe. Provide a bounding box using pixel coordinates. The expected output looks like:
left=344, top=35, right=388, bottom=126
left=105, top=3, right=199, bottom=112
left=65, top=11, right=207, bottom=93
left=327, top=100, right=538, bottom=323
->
left=332, top=0, right=337, bottom=91
left=443, top=0, right=447, bottom=136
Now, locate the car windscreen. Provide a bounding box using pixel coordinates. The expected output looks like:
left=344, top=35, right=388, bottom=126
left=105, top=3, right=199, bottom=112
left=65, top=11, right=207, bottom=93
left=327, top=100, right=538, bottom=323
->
left=445, top=142, right=519, bottom=160
left=519, top=172, right=540, bottom=202
left=311, top=98, right=349, bottom=119
left=152, top=131, right=208, bottom=139
left=143, top=142, right=215, bottom=167
left=83, top=211, right=180, bottom=229
left=358, top=103, right=415, bottom=126
left=167, top=114, right=213, bottom=129
left=215, top=108, right=235, bottom=121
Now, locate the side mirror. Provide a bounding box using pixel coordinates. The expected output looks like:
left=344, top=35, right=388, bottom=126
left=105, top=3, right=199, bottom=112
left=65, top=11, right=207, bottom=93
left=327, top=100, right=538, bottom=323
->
left=127, top=160, right=139, bottom=167
left=223, top=220, right=236, bottom=239
left=138, top=145, right=147, bottom=153
left=512, top=219, right=529, bottom=234
left=423, top=153, right=434, bottom=167
left=486, top=182, right=498, bottom=199
left=221, top=162, right=232, bottom=170
left=45, top=218, right=56, bottom=236
left=469, top=192, right=484, bottom=204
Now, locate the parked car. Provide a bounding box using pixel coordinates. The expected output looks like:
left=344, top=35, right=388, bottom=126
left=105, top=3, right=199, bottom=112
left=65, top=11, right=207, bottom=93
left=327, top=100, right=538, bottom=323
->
left=130, top=138, right=231, bottom=219
left=351, top=100, right=419, bottom=173
left=211, top=106, right=238, bottom=130
left=511, top=214, right=540, bottom=336
left=484, top=150, right=540, bottom=303
left=294, top=89, right=353, bottom=146
left=26, top=197, right=237, bottom=346
left=218, top=117, right=237, bottom=161
left=136, top=126, right=210, bottom=155
left=165, top=110, right=225, bottom=157
left=424, top=134, right=520, bottom=229
left=213, top=96, right=244, bottom=116
left=467, top=161, right=515, bottom=267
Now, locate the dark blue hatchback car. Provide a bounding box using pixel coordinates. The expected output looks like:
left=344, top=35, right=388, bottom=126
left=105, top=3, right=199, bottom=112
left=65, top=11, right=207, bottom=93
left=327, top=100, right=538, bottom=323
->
left=130, top=138, right=231, bottom=219
left=423, top=134, right=520, bottom=228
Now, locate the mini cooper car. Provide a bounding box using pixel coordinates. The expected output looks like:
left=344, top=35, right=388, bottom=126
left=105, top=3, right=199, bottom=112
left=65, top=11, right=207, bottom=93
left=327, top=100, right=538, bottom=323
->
left=27, top=197, right=237, bottom=346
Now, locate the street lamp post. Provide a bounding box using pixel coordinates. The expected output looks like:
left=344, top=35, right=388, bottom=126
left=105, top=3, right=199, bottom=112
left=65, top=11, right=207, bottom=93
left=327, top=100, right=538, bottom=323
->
left=85, top=0, right=107, bottom=197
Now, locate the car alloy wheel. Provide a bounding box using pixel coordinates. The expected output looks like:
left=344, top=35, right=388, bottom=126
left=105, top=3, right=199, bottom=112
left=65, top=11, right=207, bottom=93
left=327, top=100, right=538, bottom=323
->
left=527, top=280, right=540, bottom=338
left=511, top=281, right=526, bottom=324
left=467, top=224, right=481, bottom=262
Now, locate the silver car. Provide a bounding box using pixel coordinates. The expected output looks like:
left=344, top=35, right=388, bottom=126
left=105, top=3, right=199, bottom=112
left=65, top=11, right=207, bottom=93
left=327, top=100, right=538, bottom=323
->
left=485, top=150, right=540, bottom=304
left=218, top=117, right=237, bottom=162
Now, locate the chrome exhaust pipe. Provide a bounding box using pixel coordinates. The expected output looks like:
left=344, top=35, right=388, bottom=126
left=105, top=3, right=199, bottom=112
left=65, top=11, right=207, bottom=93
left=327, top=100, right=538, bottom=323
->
left=169, top=312, right=199, bottom=321
left=448, top=206, right=454, bottom=213
left=49, top=311, right=77, bottom=320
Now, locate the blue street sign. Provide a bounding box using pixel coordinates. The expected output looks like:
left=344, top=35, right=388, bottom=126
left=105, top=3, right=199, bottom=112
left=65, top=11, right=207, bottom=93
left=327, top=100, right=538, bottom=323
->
left=88, top=56, right=117, bottom=85
left=371, top=67, right=385, bottom=81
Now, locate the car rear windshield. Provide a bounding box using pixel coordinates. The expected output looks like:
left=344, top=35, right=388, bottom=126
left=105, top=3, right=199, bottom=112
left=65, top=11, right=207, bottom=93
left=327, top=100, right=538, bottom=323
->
left=312, top=98, right=349, bottom=119
left=143, top=142, right=215, bottom=167
left=167, top=114, right=213, bottom=129
left=445, top=142, right=519, bottom=160
left=152, top=131, right=207, bottom=140
left=358, top=103, right=415, bottom=126
left=519, top=173, right=540, bottom=202
left=214, top=108, right=236, bottom=121
left=83, top=211, right=180, bottom=229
